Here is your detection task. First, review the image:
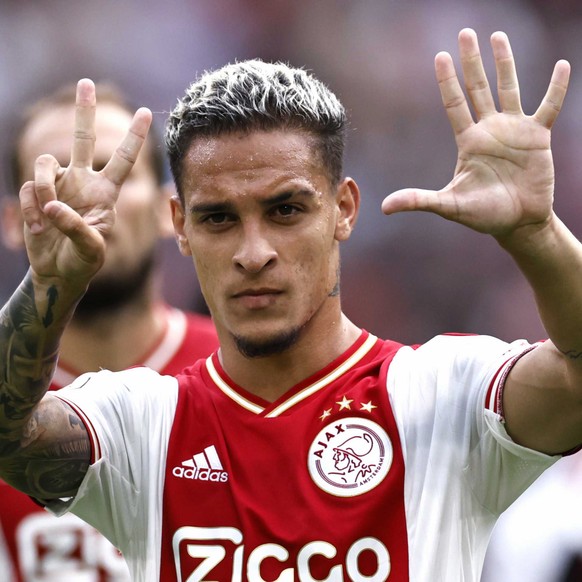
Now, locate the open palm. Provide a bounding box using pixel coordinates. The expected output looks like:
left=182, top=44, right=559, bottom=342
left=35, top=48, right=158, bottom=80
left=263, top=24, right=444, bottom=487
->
left=382, top=29, right=570, bottom=239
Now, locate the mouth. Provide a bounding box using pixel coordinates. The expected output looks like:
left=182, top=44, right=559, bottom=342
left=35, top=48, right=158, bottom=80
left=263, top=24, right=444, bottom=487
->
left=231, top=288, right=283, bottom=310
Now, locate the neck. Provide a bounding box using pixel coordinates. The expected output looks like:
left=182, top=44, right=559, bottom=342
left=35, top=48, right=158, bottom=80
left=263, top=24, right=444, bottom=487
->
left=218, top=311, right=361, bottom=402
left=59, top=277, right=167, bottom=373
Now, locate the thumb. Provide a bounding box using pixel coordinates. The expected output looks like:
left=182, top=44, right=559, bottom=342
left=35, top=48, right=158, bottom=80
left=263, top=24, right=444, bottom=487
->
left=42, top=200, right=104, bottom=259
left=381, top=188, right=441, bottom=215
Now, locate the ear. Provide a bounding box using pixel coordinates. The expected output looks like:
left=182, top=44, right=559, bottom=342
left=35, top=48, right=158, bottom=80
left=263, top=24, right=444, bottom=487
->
left=156, top=182, right=178, bottom=239
left=1, top=198, right=26, bottom=250
left=169, top=195, right=192, bottom=257
left=334, top=178, right=360, bottom=242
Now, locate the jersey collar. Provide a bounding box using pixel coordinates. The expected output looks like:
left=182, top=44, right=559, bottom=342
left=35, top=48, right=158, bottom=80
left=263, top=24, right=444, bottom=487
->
left=205, top=330, right=378, bottom=417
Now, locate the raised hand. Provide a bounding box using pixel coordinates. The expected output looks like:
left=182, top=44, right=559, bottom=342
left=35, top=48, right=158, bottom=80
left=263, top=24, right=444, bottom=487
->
left=382, top=29, right=570, bottom=239
left=20, top=79, right=152, bottom=287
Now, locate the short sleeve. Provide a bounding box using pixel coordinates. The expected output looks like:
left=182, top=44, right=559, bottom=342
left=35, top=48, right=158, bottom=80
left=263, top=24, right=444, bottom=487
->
left=388, top=334, right=559, bottom=514
left=44, top=367, right=179, bottom=558
left=386, top=334, right=560, bottom=581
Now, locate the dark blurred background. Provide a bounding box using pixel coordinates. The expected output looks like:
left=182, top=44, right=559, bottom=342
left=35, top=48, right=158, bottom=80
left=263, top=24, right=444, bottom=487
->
left=2, top=0, right=582, bottom=345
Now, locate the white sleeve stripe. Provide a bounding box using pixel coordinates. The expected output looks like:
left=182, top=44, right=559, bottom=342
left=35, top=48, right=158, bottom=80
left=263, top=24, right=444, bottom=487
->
left=54, top=394, right=102, bottom=463
left=485, top=344, right=539, bottom=416
left=486, top=358, right=513, bottom=414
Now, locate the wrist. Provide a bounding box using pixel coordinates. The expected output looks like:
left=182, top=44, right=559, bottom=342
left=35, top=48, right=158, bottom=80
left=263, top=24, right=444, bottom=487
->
left=495, top=213, right=582, bottom=289
left=29, top=270, right=89, bottom=326
left=495, top=213, right=559, bottom=258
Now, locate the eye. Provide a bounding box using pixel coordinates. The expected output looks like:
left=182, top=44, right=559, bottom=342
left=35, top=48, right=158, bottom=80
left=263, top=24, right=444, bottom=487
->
left=277, top=204, right=296, bottom=216
left=271, top=204, right=302, bottom=221
left=205, top=213, right=229, bottom=224
left=199, top=212, right=237, bottom=230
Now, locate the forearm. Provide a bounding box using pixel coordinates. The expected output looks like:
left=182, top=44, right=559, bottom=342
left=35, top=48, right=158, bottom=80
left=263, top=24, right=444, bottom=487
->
left=494, top=213, right=582, bottom=452
left=0, top=270, right=85, bottom=457
left=498, top=213, right=582, bottom=361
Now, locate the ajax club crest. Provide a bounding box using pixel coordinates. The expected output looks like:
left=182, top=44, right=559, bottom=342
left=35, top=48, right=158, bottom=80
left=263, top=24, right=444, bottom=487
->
left=308, top=417, right=392, bottom=497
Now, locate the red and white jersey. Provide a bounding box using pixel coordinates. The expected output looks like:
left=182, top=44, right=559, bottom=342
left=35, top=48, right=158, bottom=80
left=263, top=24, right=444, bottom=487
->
left=46, top=331, right=558, bottom=581
left=0, top=305, right=218, bottom=582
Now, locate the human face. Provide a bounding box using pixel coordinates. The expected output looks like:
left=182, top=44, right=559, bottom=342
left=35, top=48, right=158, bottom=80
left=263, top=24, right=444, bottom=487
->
left=171, top=129, right=358, bottom=356
left=16, top=102, right=163, bottom=284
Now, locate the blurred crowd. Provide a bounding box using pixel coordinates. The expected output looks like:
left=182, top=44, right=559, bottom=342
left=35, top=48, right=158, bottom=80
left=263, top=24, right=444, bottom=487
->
left=2, top=1, right=582, bottom=581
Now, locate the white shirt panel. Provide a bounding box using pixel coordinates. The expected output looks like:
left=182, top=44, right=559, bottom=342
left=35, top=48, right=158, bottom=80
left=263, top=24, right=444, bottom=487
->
left=387, top=334, right=559, bottom=582
left=45, top=367, right=179, bottom=582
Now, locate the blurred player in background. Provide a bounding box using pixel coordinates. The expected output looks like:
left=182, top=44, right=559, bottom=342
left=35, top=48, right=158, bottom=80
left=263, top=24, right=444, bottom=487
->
left=0, top=82, right=218, bottom=581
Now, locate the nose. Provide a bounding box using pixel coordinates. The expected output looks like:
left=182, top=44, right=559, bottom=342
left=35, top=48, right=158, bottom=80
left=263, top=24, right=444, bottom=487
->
left=232, top=223, right=277, bottom=273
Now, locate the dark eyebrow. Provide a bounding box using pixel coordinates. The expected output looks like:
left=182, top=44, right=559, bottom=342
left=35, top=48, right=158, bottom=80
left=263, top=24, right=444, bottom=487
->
left=189, top=201, right=236, bottom=215
left=189, top=189, right=316, bottom=215
left=262, top=189, right=315, bottom=207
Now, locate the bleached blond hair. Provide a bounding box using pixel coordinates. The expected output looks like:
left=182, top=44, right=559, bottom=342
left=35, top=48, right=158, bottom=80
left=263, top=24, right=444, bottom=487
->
left=165, top=59, right=347, bottom=199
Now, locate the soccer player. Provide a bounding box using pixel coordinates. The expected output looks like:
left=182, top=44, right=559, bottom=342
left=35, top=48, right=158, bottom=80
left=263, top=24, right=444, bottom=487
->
left=0, top=28, right=581, bottom=581
left=0, top=83, right=218, bottom=580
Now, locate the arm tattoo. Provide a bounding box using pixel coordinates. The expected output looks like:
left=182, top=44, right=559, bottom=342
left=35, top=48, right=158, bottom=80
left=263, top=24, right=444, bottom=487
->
left=1, top=398, right=91, bottom=498
left=0, top=272, right=90, bottom=498
left=41, top=284, right=59, bottom=328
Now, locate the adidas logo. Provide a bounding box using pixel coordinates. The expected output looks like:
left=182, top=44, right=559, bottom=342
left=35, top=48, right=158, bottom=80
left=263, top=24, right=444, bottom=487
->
left=172, top=445, right=229, bottom=482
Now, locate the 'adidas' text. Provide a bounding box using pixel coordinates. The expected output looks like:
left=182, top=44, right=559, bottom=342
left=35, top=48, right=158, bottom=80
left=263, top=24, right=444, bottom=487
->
left=172, top=466, right=229, bottom=482
left=173, top=445, right=229, bottom=482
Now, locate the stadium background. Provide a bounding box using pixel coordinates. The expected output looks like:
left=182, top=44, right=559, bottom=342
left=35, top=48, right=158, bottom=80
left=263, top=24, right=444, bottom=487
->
left=1, top=0, right=582, bottom=346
